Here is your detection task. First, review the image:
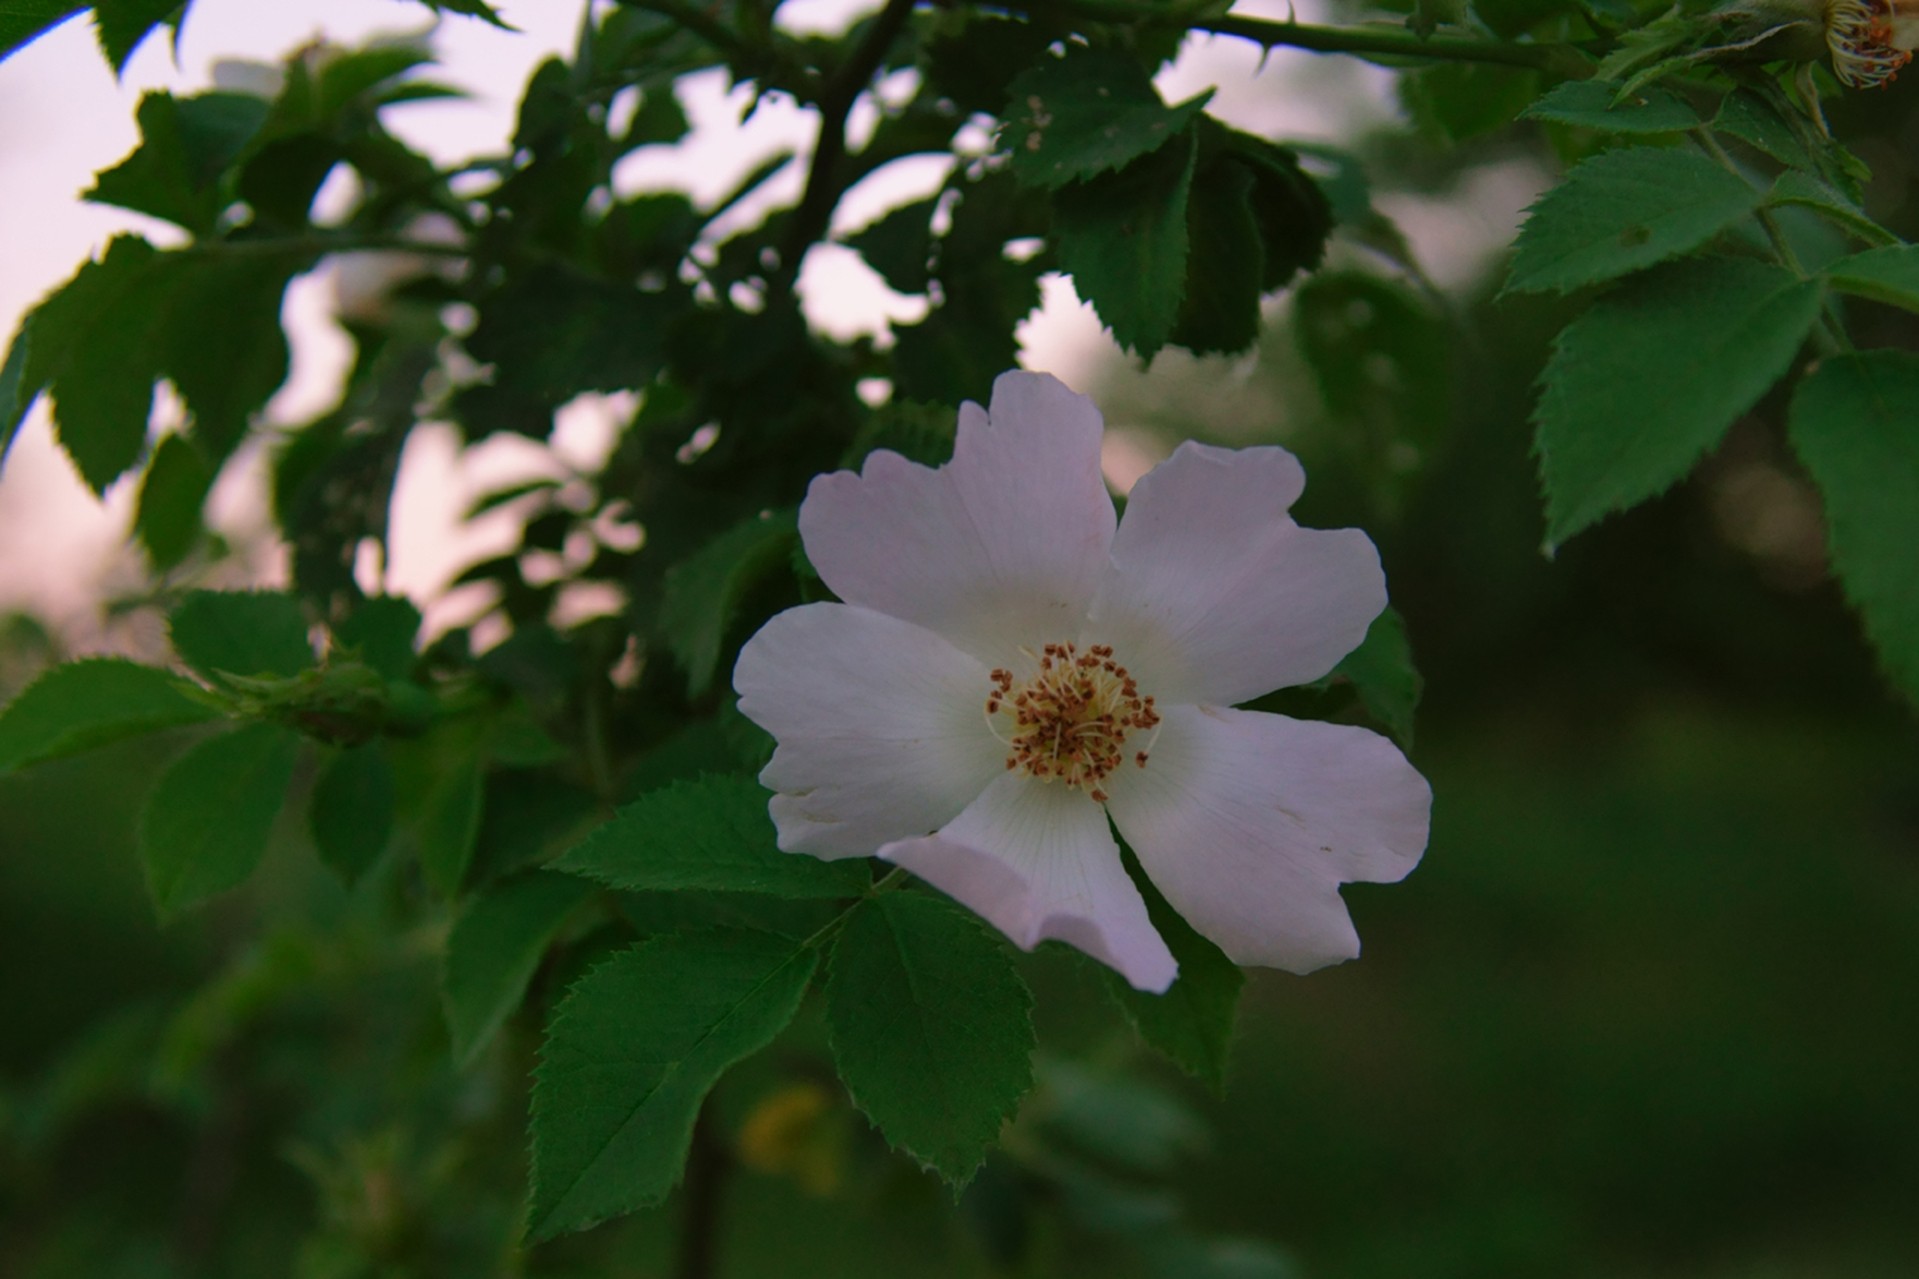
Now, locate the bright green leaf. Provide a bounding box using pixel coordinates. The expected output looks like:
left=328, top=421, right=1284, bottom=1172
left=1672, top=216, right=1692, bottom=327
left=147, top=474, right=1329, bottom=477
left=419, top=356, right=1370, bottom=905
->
left=528, top=929, right=815, bottom=1240
left=1825, top=244, right=1919, bottom=313
left=310, top=743, right=396, bottom=884
left=1052, top=128, right=1197, bottom=357
left=1506, top=148, right=1763, bottom=295
left=168, top=589, right=313, bottom=680
left=658, top=510, right=797, bottom=697
left=825, top=892, right=1035, bottom=1184
left=133, top=433, right=211, bottom=569
left=0, top=658, right=216, bottom=776
left=1002, top=48, right=1212, bottom=191
left=1534, top=257, right=1822, bottom=547
left=556, top=774, right=869, bottom=899
left=443, top=870, right=593, bottom=1067
left=140, top=722, right=300, bottom=916
left=1787, top=351, right=1919, bottom=703
left=1521, top=80, right=1699, bottom=133
left=1103, top=858, right=1241, bottom=1092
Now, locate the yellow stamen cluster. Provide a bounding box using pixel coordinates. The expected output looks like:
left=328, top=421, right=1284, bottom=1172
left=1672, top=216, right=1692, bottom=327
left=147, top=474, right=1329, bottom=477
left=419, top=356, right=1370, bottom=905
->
left=1828, top=0, right=1915, bottom=87
left=985, top=642, right=1159, bottom=804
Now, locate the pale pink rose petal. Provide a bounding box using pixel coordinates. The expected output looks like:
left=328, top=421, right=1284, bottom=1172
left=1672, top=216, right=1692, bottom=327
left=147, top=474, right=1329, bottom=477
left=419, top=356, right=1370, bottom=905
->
left=734, top=603, right=1006, bottom=859
left=879, top=773, right=1178, bottom=993
left=800, top=371, right=1117, bottom=662
left=1088, top=442, right=1385, bottom=707
left=1103, top=704, right=1430, bottom=973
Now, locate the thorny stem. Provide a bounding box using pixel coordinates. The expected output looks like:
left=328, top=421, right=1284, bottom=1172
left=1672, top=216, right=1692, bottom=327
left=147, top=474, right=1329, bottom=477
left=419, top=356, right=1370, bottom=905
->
left=771, top=0, right=918, bottom=298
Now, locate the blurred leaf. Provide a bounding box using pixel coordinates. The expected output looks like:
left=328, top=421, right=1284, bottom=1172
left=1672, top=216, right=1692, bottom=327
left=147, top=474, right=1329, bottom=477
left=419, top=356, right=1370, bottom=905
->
left=1787, top=351, right=1919, bottom=702
left=1104, top=858, right=1241, bottom=1091
left=410, top=0, right=511, bottom=26
left=1521, top=80, right=1698, bottom=133
left=1767, top=171, right=1897, bottom=248
left=1825, top=244, right=1919, bottom=312
left=826, top=891, right=1035, bottom=1184
left=168, top=589, right=313, bottom=680
left=657, top=509, right=797, bottom=697
left=556, top=774, right=870, bottom=898
left=443, top=870, right=594, bottom=1067
left=0, top=1, right=86, bottom=63
left=140, top=722, right=300, bottom=916
left=1053, top=128, right=1197, bottom=357
left=93, top=0, right=180, bottom=72
left=1002, top=48, right=1211, bottom=191
left=0, top=658, right=215, bottom=776
left=415, top=745, right=485, bottom=896
left=309, top=743, right=396, bottom=884
left=1218, top=128, right=1331, bottom=293
left=1409, top=0, right=1468, bottom=36
left=841, top=400, right=956, bottom=469
left=86, top=90, right=268, bottom=231
left=332, top=595, right=421, bottom=682
left=528, top=929, right=816, bottom=1240
left=466, top=263, right=680, bottom=405
left=314, top=42, right=432, bottom=116
left=1035, top=1057, right=1207, bottom=1176
left=845, top=196, right=935, bottom=295
left=1399, top=64, right=1539, bottom=141
left=1534, top=257, right=1822, bottom=547
left=158, top=247, right=307, bottom=456
left=0, top=316, right=32, bottom=466
left=1322, top=606, right=1423, bottom=747
left=1507, top=148, right=1762, bottom=295
left=924, top=14, right=1054, bottom=115
left=133, top=433, right=211, bottom=569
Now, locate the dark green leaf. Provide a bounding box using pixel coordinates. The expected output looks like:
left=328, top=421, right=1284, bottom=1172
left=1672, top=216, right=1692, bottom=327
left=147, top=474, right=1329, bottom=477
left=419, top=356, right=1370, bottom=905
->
left=1104, top=856, right=1240, bottom=1091
left=416, top=748, right=485, bottom=896
left=1052, top=128, right=1197, bottom=357
left=528, top=929, right=816, bottom=1240
left=841, top=400, right=956, bottom=469
left=0, top=658, right=216, bottom=776
left=925, top=15, right=1053, bottom=116
left=1521, top=80, right=1699, bottom=133
left=1, top=1, right=86, bottom=63
left=411, top=0, right=512, bottom=26
left=1, top=317, right=38, bottom=468
left=93, top=0, right=181, bottom=71
left=87, top=91, right=268, bottom=231
left=1169, top=158, right=1262, bottom=356
left=1399, top=64, right=1540, bottom=141
left=133, top=433, right=211, bottom=569
left=826, top=892, right=1035, bottom=1183
left=556, top=774, right=869, bottom=899
left=159, top=247, right=307, bottom=456
left=466, top=263, right=679, bottom=403
left=1003, top=48, right=1211, bottom=190
left=310, top=743, right=396, bottom=884
left=1534, top=257, right=1823, bottom=547
left=168, top=589, right=313, bottom=680
left=1825, top=244, right=1919, bottom=313
left=1507, top=147, right=1763, bottom=295
left=845, top=196, right=936, bottom=295
left=140, top=722, right=300, bottom=916
left=332, top=595, right=421, bottom=682
left=1321, top=606, right=1423, bottom=748
left=1787, top=351, right=1919, bottom=702
left=1217, top=128, right=1331, bottom=292
left=658, top=509, right=797, bottom=697
left=1768, top=170, right=1897, bottom=248
left=443, top=870, right=593, bottom=1067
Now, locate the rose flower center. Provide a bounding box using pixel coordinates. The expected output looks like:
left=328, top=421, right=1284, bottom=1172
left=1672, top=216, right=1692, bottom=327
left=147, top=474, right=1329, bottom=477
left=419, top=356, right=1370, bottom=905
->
left=984, top=642, right=1160, bottom=804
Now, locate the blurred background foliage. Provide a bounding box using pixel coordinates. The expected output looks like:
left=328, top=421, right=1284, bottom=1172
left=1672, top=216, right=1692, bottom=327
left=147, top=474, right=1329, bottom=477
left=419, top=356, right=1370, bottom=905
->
left=3, top=0, right=1919, bottom=1275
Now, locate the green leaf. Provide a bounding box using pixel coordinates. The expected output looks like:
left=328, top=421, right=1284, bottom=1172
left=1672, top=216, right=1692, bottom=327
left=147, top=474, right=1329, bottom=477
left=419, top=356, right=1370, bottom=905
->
left=924, top=15, right=1053, bottom=117
left=1321, top=606, right=1423, bottom=748
left=1787, top=351, right=1919, bottom=703
left=825, top=892, right=1035, bottom=1183
left=1768, top=170, right=1898, bottom=248
left=1052, top=127, right=1197, bottom=358
left=1002, top=48, right=1212, bottom=191
left=0, top=316, right=33, bottom=466
left=1534, top=257, right=1823, bottom=547
left=1400, top=64, right=1540, bottom=141
left=1506, top=147, right=1763, bottom=296
left=841, top=400, right=957, bottom=469
left=528, top=929, right=816, bottom=1240
left=1521, top=80, right=1699, bottom=133
left=87, top=91, right=268, bottom=231
left=845, top=196, right=935, bottom=295
left=168, top=589, right=314, bottom=680
left=1168, top=157, right=1262, bottom=356
left=1220, top=128, right=1332, bottom=293
left=93, top=0, right=182, bottom=72
left=1, top=1, right=86, bottom=63
left=466, top=263, right=679, bottom=403
left=657, top=510, right=797, bottom=697
left=1825, top=244, right=1919, bottom=313
left=332, top=595, right=421, bottom=682
left=443, top=870, right=594, bottom=1067
left=309, top=743, right=396, bottom=884
left=556, top=774, right=870, bottom=899
left=1104, top=855, right=1241, bottom=1091
left=133, top=433, right=212, bottom=569
left=140, top=722, right=300, bottom=916
left=158, top=247, right=307, bottom=456
left=416, top=748, right=485, bottom=896
left=0, top=658, right=216, bottom=776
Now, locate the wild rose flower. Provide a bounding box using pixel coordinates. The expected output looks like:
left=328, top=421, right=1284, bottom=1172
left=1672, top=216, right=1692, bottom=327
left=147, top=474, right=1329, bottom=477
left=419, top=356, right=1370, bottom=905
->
left=733, top=371, right=1431, bottom=992
left=1826, top=0, right=1919, bottom=86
